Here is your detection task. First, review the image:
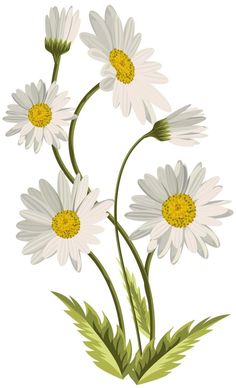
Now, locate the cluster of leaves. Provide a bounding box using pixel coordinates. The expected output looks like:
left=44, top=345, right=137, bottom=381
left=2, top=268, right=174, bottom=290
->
left=53, top=292, right=132, bottom=379
left=53, top=291, right=227, bottom=384
left=129, top=315, right=228, bottom=384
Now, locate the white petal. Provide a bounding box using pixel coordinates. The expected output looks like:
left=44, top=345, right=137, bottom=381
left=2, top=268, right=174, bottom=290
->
left=139, top=174, right=167, bottom=202
left=31, top=250, right=45, bottom=265
left=124, top=18, right=135, bottom=52
left=57, top=239, right=69, bottom=265
left=20, top=210, right=51, bottom=225
left=74, top=176, right=89, bottom=210
left=150, top=220, right=169, bottom=239
left=170, top=242, right=183, bottom=264
left=126, top=33, right=142, bottom=57
left=184, top=228, right=197, bottom=253
left=120, top=86, right=131, bottom=117
left=69, top=240, right=82, bottom=271
left=112, top=15, right=124, bottom=49
left=133, top=49, right=155, bottom=64
left=165, top=165, right=178, bottom=195
left=89, top=11, right=113, bottom=49
left=58, top=171, right=71, bottom=209
left=129, top=227, right=152, bottom=240
left=100, top=77, right=115, bottom=91
left=171, top=227, right=184, bottom=249
left=43, top=236, right=59, bottom=258
left=186, top=165, right=206, bottom=196
left=128, top=83, right=146, bottom=124
left=39, top=179, right=62, bottom=214
left=21, top=193, right=54, bottom=217
left=22, top=231, right=54, bottom=254
left=143, top=100, right=156, bottom=124
left=84, top=200, right=113, bottom=223
left=88, top=48, right=108, bottom=62
left=80, top=32, right=109, bottom=53
left=68, top=11, right=80, bottom=43
left=78, top=189, right=100, bottom=218
left=158, top=229, right=172, bottom=258
left=63, top=7, right=73, bottom=41
left=202, top=226, right=220, bottom=247
left=196, top=186, right=223, bottom=205
left=147, top=239, right=158, bottom=252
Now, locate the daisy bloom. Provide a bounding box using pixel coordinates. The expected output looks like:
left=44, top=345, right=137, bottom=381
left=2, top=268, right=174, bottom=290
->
left=4, top=80, right=76, bottom=152
left=45, top=7, right=80, bottom=57
left=17, top=172, right=113, bottom=271
left=126, top=161, right=233, bottom=263
left=80, top=5, right=170, bottom=124
left=149, top=105, right=207, bottom=146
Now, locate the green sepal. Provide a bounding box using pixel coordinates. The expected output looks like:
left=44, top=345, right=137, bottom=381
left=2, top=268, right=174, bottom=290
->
left=129, top=314, right=229, bottom=384
left=45, top=38, right=71, bottom=60
left=52, top=292, right=132, bottom=379
left=149, top=118, right=171, bottom=141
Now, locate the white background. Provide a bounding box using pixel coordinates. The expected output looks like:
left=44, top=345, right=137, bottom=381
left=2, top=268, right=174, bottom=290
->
left=0, top=0, right=235, bottom=387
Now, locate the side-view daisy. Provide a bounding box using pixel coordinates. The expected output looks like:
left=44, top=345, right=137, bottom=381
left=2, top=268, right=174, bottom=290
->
left=80, top=5, right=170, bottom=124
left=45, top=7, right=80, bottom=57
left=126, top=161, right=233, bottom=263
left=3, top=80, right=76, bottom=152
left=150, top=105, right=207, bottom=146
left=17, top=172, right=113, bottom=271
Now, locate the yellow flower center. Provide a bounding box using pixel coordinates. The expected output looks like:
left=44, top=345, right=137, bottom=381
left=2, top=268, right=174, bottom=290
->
left=28, top=103, right=52, bottom=127
left=52, top=210, right=80, bottom=239
left=109, top=49, right=135, bottom=84
left=162, top=194, right=196, bottom=228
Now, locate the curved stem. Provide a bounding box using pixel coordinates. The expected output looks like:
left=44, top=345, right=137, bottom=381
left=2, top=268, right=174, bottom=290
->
left=88, top=252, right=125, bottom=333
left=52, top=146, right=74, bottom=184
left=113, top=134, right=156, bottom=342
left=69, top=84, right=100, bottom=175
left=145, top=252, right=155, bottom=278
left=49, top=63, right=125, bottom=335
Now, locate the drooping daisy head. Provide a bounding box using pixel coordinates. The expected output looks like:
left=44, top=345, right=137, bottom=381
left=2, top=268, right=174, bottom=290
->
left=17, top=172, right=113, bottom=271
left=126, top=161, right=233, bottom=263
left=80, top=5, right=170, bottom=124
left=149, top=105, right=207, bottom=146
left=4, top=80, right=76, bottom=152
left=45, top=7, right=80, bottom=57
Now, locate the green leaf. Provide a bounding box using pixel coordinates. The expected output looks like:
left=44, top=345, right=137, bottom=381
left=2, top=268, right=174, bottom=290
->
left=118, top=262, right=150, bottom=338
left=52, top=292, right=132, bottom=379
left=130, top=314, right=228, bottom=384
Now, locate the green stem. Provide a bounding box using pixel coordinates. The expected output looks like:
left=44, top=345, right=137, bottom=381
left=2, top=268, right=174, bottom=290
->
left=50, top=62, right=125, bottom=335
left=88, top=252, right=125, bottom=333
left=52, top=146, right=74, bottom=184
left=145, top=252, right=155, bottom=278
left=113, top=134, right=156, bottom=342
left=51, top=57, right=61, bottom=83
left=68, top=84, right=100, bottom=175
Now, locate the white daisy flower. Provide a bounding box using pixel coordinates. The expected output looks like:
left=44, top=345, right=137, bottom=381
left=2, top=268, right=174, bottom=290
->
left=126, top=161, right=233, bottom=263
left=3, top=80, right=76, bottom=152
left=80, top=5, right=170, bottom=124
left=45, top=7, right=80, bottom=56
left=149, top=105, right=207, bottom=146
left=17, top=172, right=113, bottom=271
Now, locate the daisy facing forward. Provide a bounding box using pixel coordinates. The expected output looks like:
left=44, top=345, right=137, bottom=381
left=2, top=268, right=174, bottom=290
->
left=80, top=5, right=170, bottom=124
left=4, top=80, right=76, bottom=152
left=17, top=172, right=113, bottom=271
left=126, top=161, right=232, bottom=263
